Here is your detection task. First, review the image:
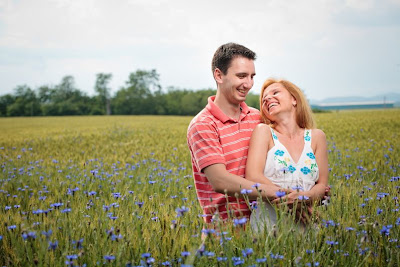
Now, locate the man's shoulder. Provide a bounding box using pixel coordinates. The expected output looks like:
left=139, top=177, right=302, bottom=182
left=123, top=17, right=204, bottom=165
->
left=188, top=108, right=215, bottom=131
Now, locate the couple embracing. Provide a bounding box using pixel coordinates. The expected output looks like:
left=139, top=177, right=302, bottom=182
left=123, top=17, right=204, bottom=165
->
left=187, top=43, right=329, bottom=233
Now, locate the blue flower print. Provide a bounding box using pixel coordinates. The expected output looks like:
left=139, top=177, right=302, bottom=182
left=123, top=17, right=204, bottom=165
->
left=307, top=152, right=315, bottom=159
left=272, top=132, right=278, bottom=140
left=275, top=150, right=285, bottom=157
left=288, top=165, right=296, bottom=173
left=304, top=136, right=311, bottom=141
left=301, top=167, right=311, bottom=175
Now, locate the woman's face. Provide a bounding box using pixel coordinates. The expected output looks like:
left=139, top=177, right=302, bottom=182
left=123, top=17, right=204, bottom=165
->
left=261, top=83, right=297, bottom=119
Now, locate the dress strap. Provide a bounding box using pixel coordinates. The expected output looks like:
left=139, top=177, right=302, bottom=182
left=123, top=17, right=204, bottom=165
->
left=270, top=127, right=279, bottom=145
left=304, top=129, right=312, bottom=145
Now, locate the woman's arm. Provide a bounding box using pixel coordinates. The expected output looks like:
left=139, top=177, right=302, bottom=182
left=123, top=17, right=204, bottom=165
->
left=245, top=124, right=279, bottom=187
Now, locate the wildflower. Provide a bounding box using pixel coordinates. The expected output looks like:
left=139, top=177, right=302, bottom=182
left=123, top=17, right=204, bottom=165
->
left=270, top=253, right=284, bottom=259
left=377, top=208, right=383, bottom=215
left=233, top=217, right=248, bottom=226
left=275, top=191, right=286, bottom=198
left=256, top=258, right=267, bottom=263
left=240, top=189, right=252, bottom=194
left=298, top=195, right=309, bottom=201
left=48, top=240, right=58, bottom=250
left=252, top=183, right=260, bottom=189
left=380, top=225, right=392, bottom=236
left=201, top=229, right=215, bottom=236
left=135, top=201, right=144, bottom=208
left=104, top=255, right=115, bottom=261
left=176, top=206, right=189, bottom=217
left=161, top=261, right=171, bottom=266
left=181, top=251, right=191, bottom=257
left=326, top=240, right=338, bottom=245
left=292, top=185, right=303, bottom=191
left=61, top=208, right=71, bottom=213
left=7, top=225, right=16, bottom=230
left=242, top=248, right=253, bottom=257
left=141, top=253, right=151, bottom=258
left=66, top=255, right=78, bottom=260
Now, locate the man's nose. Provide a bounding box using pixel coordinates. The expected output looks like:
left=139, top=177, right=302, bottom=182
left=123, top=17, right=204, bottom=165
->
left=243, top=77, right=253, bottom=89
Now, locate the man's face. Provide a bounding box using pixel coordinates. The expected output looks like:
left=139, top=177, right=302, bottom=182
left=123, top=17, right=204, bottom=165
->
left=218, top=56, right=256, bottom=105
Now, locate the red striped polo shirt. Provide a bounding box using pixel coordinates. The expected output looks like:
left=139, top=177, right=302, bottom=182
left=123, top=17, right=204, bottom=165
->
left=187, top=96, right=260, bottom=223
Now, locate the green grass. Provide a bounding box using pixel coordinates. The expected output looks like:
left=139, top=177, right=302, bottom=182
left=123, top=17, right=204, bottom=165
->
left=0, top=109, right=399, bottom=266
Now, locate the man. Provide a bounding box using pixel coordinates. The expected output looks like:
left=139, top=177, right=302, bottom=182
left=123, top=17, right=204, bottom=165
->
left=187, top=43, right=280, bottom=224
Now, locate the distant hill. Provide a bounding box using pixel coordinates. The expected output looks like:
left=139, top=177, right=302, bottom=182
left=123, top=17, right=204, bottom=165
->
left=310, top=92, right=400, bottom=107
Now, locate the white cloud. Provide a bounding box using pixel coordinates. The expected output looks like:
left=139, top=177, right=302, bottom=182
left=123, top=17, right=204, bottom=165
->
left=0, top=0, right=399, bottom=100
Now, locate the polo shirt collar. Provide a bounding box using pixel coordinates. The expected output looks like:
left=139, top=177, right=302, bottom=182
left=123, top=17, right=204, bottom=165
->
left=206, top=96, right=250, bottom=123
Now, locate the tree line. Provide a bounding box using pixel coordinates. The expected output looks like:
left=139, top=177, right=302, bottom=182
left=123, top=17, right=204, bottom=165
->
left=0, top=69, right=260, bottom=117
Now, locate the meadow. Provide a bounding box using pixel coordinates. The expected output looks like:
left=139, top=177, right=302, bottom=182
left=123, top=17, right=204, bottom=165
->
left=0, top=109, right=399, bottom=266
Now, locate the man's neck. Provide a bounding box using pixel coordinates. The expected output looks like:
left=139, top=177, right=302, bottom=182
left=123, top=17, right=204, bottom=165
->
left=214, top=93, right=241, bottom=120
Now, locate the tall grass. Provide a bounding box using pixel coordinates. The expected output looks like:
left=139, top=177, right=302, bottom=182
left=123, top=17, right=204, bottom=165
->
left=0, top=110, right=399, bottom=266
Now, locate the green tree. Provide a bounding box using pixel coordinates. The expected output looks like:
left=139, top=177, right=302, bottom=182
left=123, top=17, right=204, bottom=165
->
left=7, top=85, right=41, bottom=116
left=94, top=73, right=112, bottom=115
left=0, top=94, right=15, bottom=116
left=113, top=69, right=161, bottom=115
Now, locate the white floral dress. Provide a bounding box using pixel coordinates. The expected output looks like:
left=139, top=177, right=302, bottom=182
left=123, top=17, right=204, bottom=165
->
left=250, top=128, right=319, bottom=232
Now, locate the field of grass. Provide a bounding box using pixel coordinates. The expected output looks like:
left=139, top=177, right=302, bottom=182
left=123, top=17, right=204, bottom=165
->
left=0, top=109, right=399, bottom=266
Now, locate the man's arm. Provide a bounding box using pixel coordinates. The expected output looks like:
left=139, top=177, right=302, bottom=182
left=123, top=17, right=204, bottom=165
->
left=204, top=163, right=280, bottom=201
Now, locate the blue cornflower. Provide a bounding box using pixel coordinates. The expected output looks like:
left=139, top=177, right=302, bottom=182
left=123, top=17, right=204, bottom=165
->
left=66, top=255, right=78, bottom=260
left=377, top=208, right=383, bottom=215
left=346, top=227, right=355, bottom=231
left=275, top=191, right=286, bottom=198
left=201, top=229, right=216, bottom=235
left=256, top=258, right=267, bottom=263
left=7, top=225, right=16, bottom=230
left=326, top=240, right=338, bottom=245
left=270, top=253, right=284, bottom=259
left=61, top=208, right=71, bottom=213
left=161, top=261, right=171, bottom=266
left=233, top=217, right=248, bottom=226
left=48, top=240, right=58, bottom=250
left=380, top=225, right=392, bottom=236
left=176, top=206, right=189, bottom=217
left=41, top=229, right=52, bottom=238
left=217, top=257, right=228, bottom=262
left=298, top=195, right=309, bottom=201
left=240, top=189, right=252, bottom=194
left=251, top=183, right=260, bottom=188
left=5, top=206, right=11, bottom=210
left=141, top=253, right=151, bottom=258
left=135, top=201, right=144, bottom=208
left=181, top=251, right=191, bottom=257
left=242, top=248, right=253, bottom=257
left=104, top=255, right=115, bottom=261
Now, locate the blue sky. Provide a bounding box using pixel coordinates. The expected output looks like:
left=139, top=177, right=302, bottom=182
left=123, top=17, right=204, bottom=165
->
left=0, top=0, right=399, bottom=100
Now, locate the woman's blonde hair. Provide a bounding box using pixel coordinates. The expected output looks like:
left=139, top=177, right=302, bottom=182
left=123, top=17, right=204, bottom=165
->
left=259, top=78, right=316, bottom=129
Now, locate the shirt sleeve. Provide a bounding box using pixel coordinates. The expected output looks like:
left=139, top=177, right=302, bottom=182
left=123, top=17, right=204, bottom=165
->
left=187, top=120, right=225, bottom=172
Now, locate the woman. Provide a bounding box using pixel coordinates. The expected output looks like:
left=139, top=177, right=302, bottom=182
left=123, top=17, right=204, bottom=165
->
left=245, top=78, right=329, bottom=232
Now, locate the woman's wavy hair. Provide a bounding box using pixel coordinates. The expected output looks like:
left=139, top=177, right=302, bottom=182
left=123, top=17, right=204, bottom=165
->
left=259, top=78, right=316, bottom=129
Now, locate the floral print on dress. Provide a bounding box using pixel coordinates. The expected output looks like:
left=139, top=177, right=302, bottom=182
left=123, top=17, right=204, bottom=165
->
left=269, top=129, right=318, bottom=184
left=307, top=152, right=315, bottom=159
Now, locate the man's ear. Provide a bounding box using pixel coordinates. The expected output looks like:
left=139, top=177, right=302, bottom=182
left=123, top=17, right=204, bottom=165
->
left=214, top=68, right=223, bottom=84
